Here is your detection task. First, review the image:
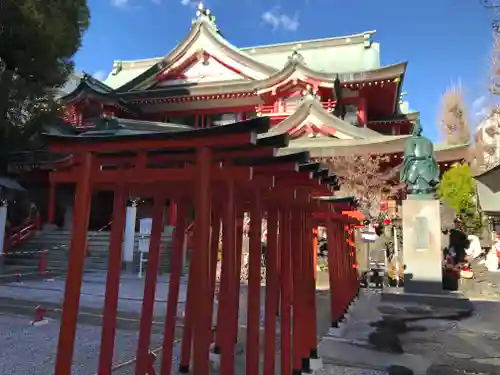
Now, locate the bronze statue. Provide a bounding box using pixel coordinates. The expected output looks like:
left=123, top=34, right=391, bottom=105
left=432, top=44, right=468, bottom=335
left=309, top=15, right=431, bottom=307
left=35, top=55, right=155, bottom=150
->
left=400, top=120, right=440, bottom=196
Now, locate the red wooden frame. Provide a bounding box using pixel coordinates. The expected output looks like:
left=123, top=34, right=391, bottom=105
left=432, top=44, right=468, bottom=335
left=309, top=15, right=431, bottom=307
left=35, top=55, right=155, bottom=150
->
left=48, top=118, right=360, bottom=375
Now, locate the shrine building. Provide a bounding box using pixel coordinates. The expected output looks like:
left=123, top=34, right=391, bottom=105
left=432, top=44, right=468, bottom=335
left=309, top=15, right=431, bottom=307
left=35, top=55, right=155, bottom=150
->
left=8, top=4, right=468, bottom=230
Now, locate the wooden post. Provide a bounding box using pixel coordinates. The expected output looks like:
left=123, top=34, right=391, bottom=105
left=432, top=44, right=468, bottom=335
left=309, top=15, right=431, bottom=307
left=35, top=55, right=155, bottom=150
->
left=342, top=224, right=349, bottom=311
left=291, top=211, right=305, bottom=375
left=209, top=207, right=221, bottom=317
left=312, top=227, right=318, bottom=280
left=219, top=179, right=236, bottom=375
left=192, top=146, right=212, bottom=375
left=134, top=193, right=166, bottom=375
left=160, top=200, right=188, bottom=375
left=246, top=193, right=262, bottom=375
left=97, top=186, right=127, bottom=375
left=179, top=235, right=197, bottom=372
left=48, top=182, right=56, bottom=225
left=280, top=210, right=292, bottom=375
left=263, top=206, right=278, bottom=375
left=54, top=152, right=93, bottom=375
left=169, top=202, right=177, bottom=226
left=301, top=212, right=316, bottom=369
left=327, top=219, right=339, bottom=325
left=276, top=210, right=282, bottom=317
left=305, top=214, right=318, bottom=360
left=232, top=208, right=244, bottom=347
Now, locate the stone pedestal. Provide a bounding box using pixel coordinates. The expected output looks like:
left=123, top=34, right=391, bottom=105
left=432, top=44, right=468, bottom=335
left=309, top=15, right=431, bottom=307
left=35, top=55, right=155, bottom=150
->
left=402, top=198, right=442, bottom=294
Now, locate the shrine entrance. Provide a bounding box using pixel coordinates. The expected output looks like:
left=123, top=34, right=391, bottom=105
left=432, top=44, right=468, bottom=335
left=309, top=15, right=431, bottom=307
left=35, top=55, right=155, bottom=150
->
left=46, top=117, right=360, bottom=375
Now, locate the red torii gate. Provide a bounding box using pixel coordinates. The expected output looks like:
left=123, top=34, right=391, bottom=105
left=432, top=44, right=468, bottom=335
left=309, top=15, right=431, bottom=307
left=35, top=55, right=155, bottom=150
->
left=45, top=117, right=360, bottom=375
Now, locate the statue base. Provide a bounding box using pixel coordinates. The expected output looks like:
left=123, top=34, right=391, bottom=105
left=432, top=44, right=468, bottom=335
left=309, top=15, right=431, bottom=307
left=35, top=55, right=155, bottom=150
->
left=407, top=193, right=435, bottom=201
left=402, top=198, right=443, bottom=294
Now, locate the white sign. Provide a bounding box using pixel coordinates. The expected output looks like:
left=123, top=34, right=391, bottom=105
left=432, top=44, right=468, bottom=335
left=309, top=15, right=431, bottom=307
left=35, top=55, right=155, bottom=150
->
left=138, top=218, right=152, bottom=253
left=139, top=218, right=152, bottom=235
left=361, top=231, right=377, bottom=243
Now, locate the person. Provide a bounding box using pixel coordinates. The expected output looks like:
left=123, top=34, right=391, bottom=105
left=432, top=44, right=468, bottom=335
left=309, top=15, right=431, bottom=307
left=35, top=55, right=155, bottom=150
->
left=485, top=234, right=500, bottom=272
left=448, top=219, right=469, bottom=265
left=466, top=234, right=482, bottom=260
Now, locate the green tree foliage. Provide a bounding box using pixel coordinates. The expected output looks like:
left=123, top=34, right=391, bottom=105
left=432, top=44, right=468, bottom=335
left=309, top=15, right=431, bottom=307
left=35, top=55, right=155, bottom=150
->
left=0, top=0, right=90, bottom=167
left=438, top=163, right=483, bottom=235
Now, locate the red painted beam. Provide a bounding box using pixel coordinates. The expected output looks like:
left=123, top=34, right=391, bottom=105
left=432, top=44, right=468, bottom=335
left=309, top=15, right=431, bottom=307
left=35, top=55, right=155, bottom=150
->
left=49, top=131, right=259, bottom=153
left=76, top=146, right=280, bottom=166
left=50, top=165, right=254, bottom=184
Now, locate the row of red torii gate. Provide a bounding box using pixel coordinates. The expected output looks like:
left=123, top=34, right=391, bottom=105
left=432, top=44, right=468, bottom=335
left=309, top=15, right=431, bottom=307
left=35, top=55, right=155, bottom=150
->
left=46, top=117, right=361, bottom=375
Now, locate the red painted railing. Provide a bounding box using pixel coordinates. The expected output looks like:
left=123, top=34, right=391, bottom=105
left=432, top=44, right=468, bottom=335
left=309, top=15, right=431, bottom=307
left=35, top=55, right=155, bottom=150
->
left=3, top=213, right=40, bottom=254
left=257, top=100, right=335, bottom=116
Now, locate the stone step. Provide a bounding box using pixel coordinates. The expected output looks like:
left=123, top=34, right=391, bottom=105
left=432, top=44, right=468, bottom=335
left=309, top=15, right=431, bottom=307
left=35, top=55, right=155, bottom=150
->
left=6, top=229, right=175, bottom=274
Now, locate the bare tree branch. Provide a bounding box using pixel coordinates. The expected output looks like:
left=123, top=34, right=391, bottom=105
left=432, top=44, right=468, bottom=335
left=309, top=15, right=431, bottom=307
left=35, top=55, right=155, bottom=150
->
left=438, top=84, right=471, bottom=145
left=490, top=33, right=500, bottom=95
left=325, top=154, right=404, bottom=218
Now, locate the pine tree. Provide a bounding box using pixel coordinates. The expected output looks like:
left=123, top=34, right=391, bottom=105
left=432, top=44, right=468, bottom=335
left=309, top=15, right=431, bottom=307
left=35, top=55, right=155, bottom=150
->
left=0, top=0, right=90, bottom=168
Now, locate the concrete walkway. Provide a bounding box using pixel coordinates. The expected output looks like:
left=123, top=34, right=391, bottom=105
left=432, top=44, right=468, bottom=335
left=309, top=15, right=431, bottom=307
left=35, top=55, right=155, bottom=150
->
left=317, top=287, right=500, bottom=375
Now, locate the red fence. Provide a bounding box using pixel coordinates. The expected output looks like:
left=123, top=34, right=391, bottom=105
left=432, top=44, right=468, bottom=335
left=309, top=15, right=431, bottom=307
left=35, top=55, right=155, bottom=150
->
left=3, top=213, right=40, bottom=254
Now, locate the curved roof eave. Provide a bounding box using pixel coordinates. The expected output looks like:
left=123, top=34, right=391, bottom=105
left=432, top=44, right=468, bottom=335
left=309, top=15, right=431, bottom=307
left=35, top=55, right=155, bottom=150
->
left=279, top=137, right=468, bottom=161
left=255, top=61, right=408, bottom=92
left=264, top=97, right=382, bottom=140
left=115, top=18, right=276, bottom=93
left=115, top=61, right=409, bottom=101
left=241, top=30, right=377, bottom=54
left=60, top=85, right=141, bottom=115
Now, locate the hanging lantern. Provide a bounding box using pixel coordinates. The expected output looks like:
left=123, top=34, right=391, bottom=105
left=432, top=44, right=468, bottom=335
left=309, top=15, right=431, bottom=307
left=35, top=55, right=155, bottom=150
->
left=383, top=218, right=391, bottom=225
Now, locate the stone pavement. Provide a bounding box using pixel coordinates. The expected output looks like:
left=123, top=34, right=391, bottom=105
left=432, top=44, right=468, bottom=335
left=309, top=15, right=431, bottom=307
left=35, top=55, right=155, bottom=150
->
left=0, top=271, right=274, bottom=327
left=0, top=270, right=393, bottom=375
left=459, top=259, right=500, bottom=301
left=317, top=285, right=500, bottom=375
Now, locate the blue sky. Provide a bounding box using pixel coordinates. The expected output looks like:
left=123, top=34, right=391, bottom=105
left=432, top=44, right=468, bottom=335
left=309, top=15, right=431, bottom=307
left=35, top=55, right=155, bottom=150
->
left=75, top=0, right=494, bottom=142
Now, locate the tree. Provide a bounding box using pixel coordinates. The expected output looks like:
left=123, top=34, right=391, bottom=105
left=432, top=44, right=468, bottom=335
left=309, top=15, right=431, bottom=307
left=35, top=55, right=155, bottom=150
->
left=326, top=154, right=403, bottom=218
left=0, top=0, right=90, bottom=167
left=490, top=32, right=500, bottom=95
left=438, top=163, right=483, bottom=235
left=482, top=0, right=500, bottom=33
left=438, top=84, right=471, bottom=145
left=469, top=113, right=500, bottom=173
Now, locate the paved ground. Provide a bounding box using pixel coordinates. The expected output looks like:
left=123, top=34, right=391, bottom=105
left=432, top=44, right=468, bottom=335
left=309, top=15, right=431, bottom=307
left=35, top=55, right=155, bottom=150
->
left=459, top=259, right=500, bottom=301
left=0, top=270, right=389, bottom=375
left=317, top=264, right=500, bottom=375
left=5, top=267, right=500, bottom=375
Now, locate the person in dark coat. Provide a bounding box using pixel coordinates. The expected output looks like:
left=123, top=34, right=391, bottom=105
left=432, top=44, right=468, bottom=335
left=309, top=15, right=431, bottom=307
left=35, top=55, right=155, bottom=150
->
left=448, top=219, right=470, bottom=264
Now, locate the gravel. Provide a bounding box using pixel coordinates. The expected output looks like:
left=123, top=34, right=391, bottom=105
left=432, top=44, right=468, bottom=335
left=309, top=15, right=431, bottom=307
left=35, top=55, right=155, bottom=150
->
left=0, top=313, right=178, bottom=375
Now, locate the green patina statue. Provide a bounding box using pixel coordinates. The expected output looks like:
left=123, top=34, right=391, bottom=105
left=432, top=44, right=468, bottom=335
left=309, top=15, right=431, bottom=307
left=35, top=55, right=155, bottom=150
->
left=400, top=120, right=440, bottom=196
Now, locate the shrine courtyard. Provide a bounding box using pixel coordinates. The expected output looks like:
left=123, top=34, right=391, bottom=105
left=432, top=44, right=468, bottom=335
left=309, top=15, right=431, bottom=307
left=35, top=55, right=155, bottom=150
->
left=0, top=271, right=377, bottom=375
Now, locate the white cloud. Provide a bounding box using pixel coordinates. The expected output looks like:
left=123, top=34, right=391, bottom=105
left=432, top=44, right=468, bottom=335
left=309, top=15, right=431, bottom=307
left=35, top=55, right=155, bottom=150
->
left=92, top=70, right=107, bottom=81
left=111, top=0, right=129, bottom=7
left=473, top=95, right=486, bottom=110
left=472, top=95, right=489, bottom=118
left=181, top=0, right=198, bottom=7
left=262, top=8, right=299, bottom=31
